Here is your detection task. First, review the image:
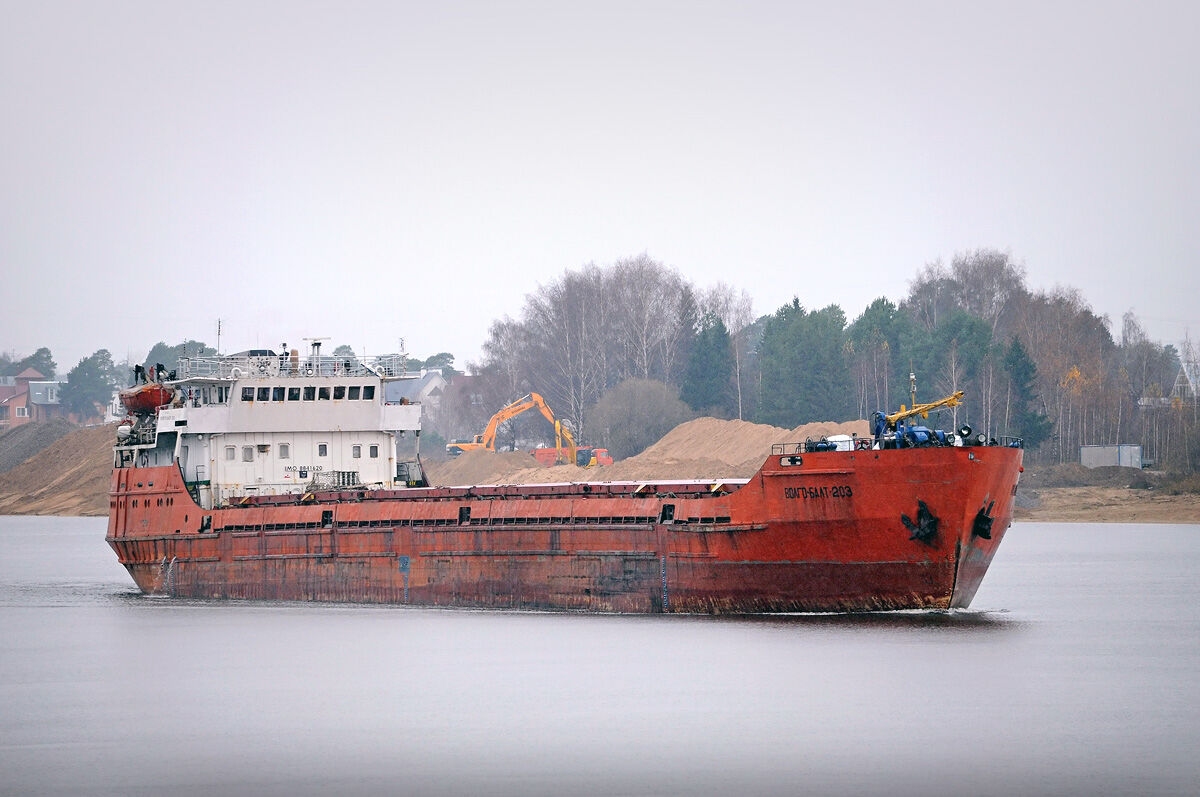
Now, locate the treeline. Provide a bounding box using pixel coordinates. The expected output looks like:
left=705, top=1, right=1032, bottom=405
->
left=467, top=249, right=1197, bottom=470
left=8, top=249, right=1196, bottom=471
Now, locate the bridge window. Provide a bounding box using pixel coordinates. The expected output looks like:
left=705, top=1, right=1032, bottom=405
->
left=287, top=387, right=300, bottom=401
left=242, top=446, right=254, bottom=462
left=257, top=387, right=270, bottom=401
left=318, top=443, right=328, bottom=457
left=352, top=445, right=362, bottom=458
left=369, top=445, right=379, bottom=458
left=318, top=387, right=331, bottom=400
left=303, top=386, right=316, bottom=401
left=348, top=386, right=361, bottom=400
left=334, top=386, right=346, bottom=400
left=241, top=387, right=254, bottom=401
left=279, top=443, right=290, bottom=459
left=225, top=446, right=235, bottom=460
left=362, top=385, right=375, bottom=400
left=272, top=387, right=285, bottom=401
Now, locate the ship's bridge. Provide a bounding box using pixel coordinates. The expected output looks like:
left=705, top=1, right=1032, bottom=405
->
left=119, top=351, right=424, bottom=507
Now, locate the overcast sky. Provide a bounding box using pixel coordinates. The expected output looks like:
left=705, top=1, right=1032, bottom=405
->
left=2, top=1, right=1198, bottom=372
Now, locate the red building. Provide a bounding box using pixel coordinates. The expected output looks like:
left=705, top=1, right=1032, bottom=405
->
left=0, top=368, right=73, bottom=429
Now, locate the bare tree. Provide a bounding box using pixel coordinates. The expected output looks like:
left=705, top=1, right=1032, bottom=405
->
left=906, top=259, right=954, bottom=331
left=949, top=248, right=1027, bottom=337
left=701, top=282, right=754, bottom=418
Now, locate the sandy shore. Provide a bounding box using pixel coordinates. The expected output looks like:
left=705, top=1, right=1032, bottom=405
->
left=1015, top=487, right=1200, bottom=523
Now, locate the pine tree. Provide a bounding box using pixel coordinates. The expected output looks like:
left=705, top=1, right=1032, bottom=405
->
left=63, top=349, right=119, bottom=417
left=1003, top=337, right=1052, bottom=448
left=755, top=300, right=853, bottom=426
left=680, top=313, right=734, bottom=415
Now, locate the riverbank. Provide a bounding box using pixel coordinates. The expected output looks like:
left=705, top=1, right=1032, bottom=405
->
left=1014, top=487, right=1200, bottom=523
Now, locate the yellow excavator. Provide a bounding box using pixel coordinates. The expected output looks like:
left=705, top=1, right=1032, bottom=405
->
left=446, top=392, right=578, bottom=464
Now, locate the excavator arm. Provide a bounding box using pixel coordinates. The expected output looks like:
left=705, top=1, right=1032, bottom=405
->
left=478, top=395, right=538, bottom=449
left=474, top=392, right=577, bottom=464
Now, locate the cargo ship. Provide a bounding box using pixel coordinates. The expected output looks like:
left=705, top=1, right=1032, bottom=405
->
left=106, top=346, right=1023, bottom=612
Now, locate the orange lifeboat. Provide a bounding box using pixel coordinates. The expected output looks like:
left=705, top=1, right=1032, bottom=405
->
left=119, top=383, right=176, bottom=414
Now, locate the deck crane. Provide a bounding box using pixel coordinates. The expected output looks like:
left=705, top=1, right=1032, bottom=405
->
left=446, top=392, right=578, bottom=464
left=883, top=390, right=965, bottom=429
left=871, top=389, right=967, bottom=447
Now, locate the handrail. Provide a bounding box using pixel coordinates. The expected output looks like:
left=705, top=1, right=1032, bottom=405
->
left=178, top=354, right=410, bottom=380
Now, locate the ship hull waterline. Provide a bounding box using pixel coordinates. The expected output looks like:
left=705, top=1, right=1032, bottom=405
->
left=106, top=446, right=1021, bottom=613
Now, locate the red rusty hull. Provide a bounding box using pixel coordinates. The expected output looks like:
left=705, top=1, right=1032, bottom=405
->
left=106, top=446, right=1022, bottom=613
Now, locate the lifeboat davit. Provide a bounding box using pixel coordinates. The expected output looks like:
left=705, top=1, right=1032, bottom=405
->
left=119, top=383, right=176, bottom=414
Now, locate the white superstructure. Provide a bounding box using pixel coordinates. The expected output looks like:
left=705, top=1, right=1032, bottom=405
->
left=114, top=349, right=423, bottom=509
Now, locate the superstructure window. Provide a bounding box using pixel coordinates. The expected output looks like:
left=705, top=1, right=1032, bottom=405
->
left=369, top=445, right=379, bottom=458
left=348, top=386, right=361, bottom=400
left=333, top=386, right=346, bottom=400
left=303, top=386, right=316, bottom=401
left=225, top=446, right=235, bottom=460
left=287, top=387, right=300, bottom=401
left=272, top=387, right=285, bottom=402
left=241, top=387, right=254, bottom=401
left=352, top=445, right=362, bottom=458
left=257, top=387, right=270, bottom=402
left=318, top=443, right=328, bottom=457
left=242, top=446, right=254, bottom=462
left=318, top=387, right=331, bottom=400
left=362, top=385, right=375, bottom=400
left=279, top=443, right=290, bottom=459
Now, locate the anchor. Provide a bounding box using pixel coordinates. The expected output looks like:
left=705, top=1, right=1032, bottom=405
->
left=901, top=499, right=939, bottom=544
left=972, top=500, right=996, bottom=539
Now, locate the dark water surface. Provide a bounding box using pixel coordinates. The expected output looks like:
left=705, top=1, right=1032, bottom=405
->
left=1, top=517, right=1198, bottom=797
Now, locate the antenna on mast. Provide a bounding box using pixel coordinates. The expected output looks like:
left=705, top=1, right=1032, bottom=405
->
left=302, top=336, right=330, bottom=376
left=216, top=319, right=222, bottom=355
left=302, top=336, right=331, bottom=357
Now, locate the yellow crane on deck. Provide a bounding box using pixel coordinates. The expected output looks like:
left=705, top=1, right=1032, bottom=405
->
left=883, top=390, right=965, bottom=430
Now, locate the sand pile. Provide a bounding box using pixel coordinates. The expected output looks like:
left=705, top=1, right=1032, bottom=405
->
left=636, top=418, right=791, bottom=467
left=0, top=419, right=77, bottom=474
left=425, top=449, right=541, bottom=486
left=787, top=419, right=870, bottom=442
left=0, top=423, right=116, bottom=516
left=424, top=417, right=872, bottom=486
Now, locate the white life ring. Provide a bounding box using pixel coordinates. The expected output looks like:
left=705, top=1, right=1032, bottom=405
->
left=230, top=367, right=243, bottom=379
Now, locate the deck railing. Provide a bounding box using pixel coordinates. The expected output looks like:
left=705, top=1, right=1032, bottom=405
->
left=177, top=354, right=409, bottom=380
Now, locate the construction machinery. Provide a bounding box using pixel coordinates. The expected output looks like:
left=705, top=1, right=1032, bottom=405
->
left=883, top=390, right=965, bottom=429
left=871, top=390, right=968, bottom=448
left=531, top=445, right=614, bottom=468
left=446, top=392, right=578, bottom=464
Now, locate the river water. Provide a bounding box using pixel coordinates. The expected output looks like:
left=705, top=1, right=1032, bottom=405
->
left=1, top=516, right=1197, bottom=797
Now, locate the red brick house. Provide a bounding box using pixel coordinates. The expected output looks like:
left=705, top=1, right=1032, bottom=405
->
left=0, top=368, right=72, bottom=429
